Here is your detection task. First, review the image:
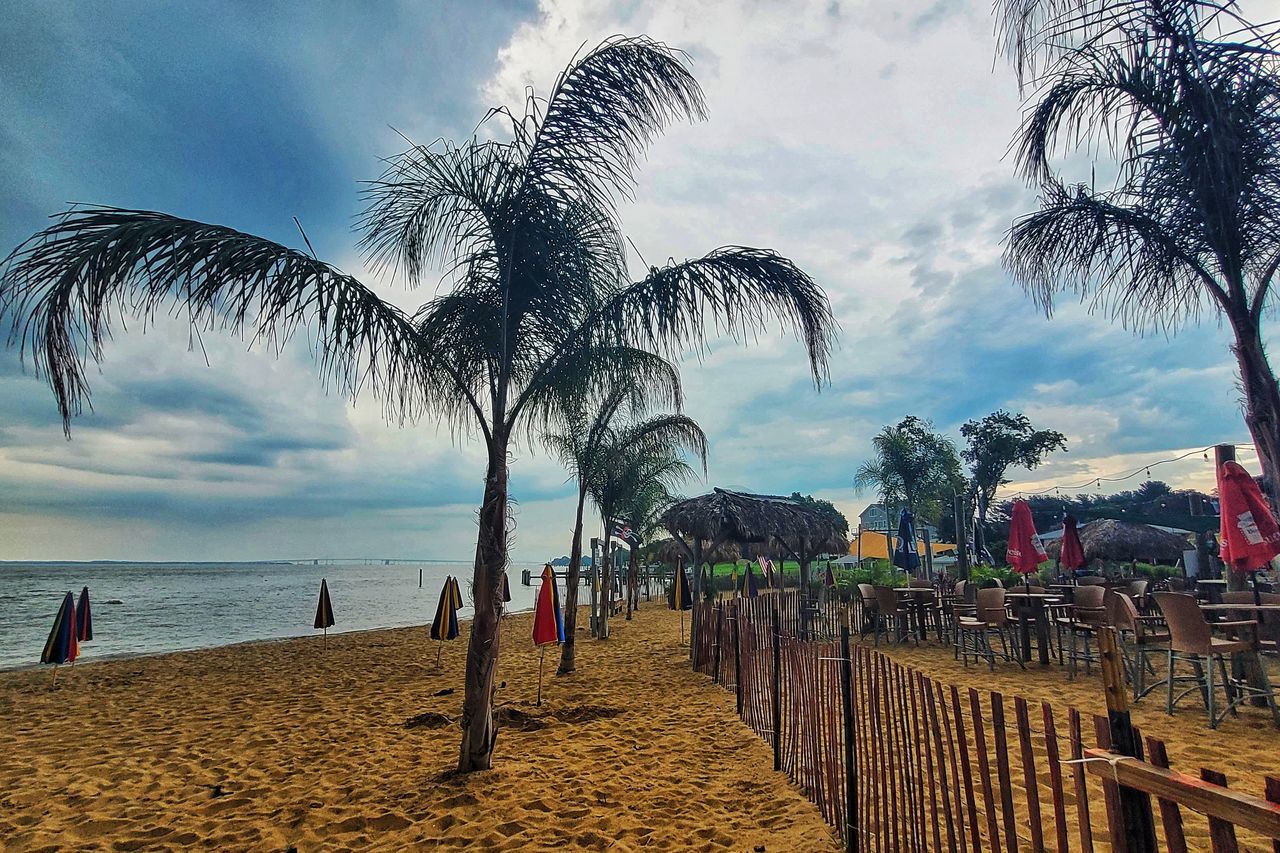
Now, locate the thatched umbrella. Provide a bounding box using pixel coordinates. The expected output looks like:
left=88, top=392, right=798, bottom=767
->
left=661, top=488, right=848, bottom=600
left=1043, top=518, right=1189, bottom=564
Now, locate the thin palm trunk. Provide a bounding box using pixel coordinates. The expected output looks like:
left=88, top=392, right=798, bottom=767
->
left=558, top=486, right=588, bottom=674
left=458, top=436, right=508, bottom=771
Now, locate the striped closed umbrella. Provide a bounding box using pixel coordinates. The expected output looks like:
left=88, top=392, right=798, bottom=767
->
left=671, top=561, right=692, bottom=645
left=41, top=592, right=78, bottom=683
left=314, top=578, right=335, bottom=647
left=531, top=565, right=564, bottom=706
left=76, top=586, right=93, bottom=642
left=429, top=575, right=463, bottom=667
left=743, top=562, right=760, bottom=598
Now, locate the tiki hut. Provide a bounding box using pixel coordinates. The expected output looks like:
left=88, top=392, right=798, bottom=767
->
left=660, top=488, right=849, bottom=597
left=1043, top=518, right=1189, bottom=564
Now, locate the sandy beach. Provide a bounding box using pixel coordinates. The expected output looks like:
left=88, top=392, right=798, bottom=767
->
left=0, top=605, right=838, bottom=852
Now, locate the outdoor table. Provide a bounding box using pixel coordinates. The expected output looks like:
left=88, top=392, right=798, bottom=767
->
left=1005, top=592, right=1062, bottom=665
left=1197, top=603, right=1280, bottom=706
left=893, top=588, right=936, bottom=642
left=1197, top=579, right=1228, bottom=604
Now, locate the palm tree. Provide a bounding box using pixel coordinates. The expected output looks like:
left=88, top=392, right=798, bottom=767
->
left=853, top=416, right=963, bottom=526
left=543, top=381, right=705, bottom=673
left=584, top=414, right=706, bottom=639
left=618, top=450, right=697, bottom=619
left=0, top=36, right=835, bottom=771
left=996, top=1, right=1280, bottom=501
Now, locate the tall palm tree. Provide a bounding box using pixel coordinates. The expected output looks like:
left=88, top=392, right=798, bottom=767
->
left=619, top=459, right=689, bottom=619
left=996, top=0, right=1280, bottom=501
left=0, top=35, right=835, bottom=771
left=585, top=413, right=706, bottom=640
left=543, top=381, right=705, bottom=673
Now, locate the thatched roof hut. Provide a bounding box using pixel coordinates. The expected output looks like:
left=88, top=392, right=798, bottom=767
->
left=1044, top=518, right=1189, bottom=563
left=660, top=488, right=848, bottom=583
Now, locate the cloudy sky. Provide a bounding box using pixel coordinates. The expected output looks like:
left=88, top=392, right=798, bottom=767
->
left=0, top=0, right=1267, bottom=562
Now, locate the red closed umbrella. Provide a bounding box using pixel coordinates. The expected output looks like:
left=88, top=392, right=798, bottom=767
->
left=1217, top=460, right=1280, bottom=574
left=531, top=565, right=564, bottom=706
left=1059, top=514, right=1086, bottom=576
left=1006, top=499, right=1048, bottom=584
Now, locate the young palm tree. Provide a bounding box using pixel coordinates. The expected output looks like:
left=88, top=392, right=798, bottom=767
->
left=996, top=1, right=1280, bottom=500
left=0, top=35, right=835, bottom=771
left=545, top=388, right=705, bottom=670
left=620, top=462, right=688, bottom=619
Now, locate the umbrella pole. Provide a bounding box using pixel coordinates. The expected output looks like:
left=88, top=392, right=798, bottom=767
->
left=51, top=665, right=59, bottom=688
left=537, top=647, right=545, bottom=707
left=680, top=611, right=685, bottom=646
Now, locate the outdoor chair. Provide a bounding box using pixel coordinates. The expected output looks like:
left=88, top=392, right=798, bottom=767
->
left=1125, top=578, right=1152, bottom=613
left=909, top=579, right=932, bottom=588
left=955, top=587, right=1023, bottom=670
left=1055, top=584, right=1105, bottom=679
left=1155, top=592, right=1280, bottom=729
left=941, top=580, right=976, bottom=645
left=872, top=586, right=913, bottom=647
left=1077, top=576, right=1105, bottom=586
left=1106, top=591, right=1177, bottom=702
left=857, top=583, right=878, bottom=639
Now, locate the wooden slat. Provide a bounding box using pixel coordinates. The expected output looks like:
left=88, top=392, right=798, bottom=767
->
left=921, top=672, right=944, bottom=853
left=1041, top=702, right=1070, bottom=853
left=882, top=658, right=901, bottom=850
left=1078, top=749, right=1280, bottom=840
left=1094, top=714, right=1129, bottom=853
left=927, top=679, right=958, bottom=852
left=1266, top=777, right=1280, bottom=853
left=1069, top=708, right=1095, bottom=853
left=953, top=685, right=982, bottom=853
left=1015, top=697, right=1045, bottom=853
left=1145, top=737, right=1188, bottom=853
left=903, top=664, right=926, bottom=853
left=991, top=692, right=1019, bottom=853
left=939, top=683, right=969, bottom=853
left=970, top=688, right=1002, bottom=853
left=1200, top=768, right=1240, bottom=853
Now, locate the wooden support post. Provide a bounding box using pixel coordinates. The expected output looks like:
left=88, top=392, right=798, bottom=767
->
left=1099, top=626, right=1158, bottom=853
left=922, top=527, right=934, bottom=579
left=772, top=604, right=782, bottom=772
left=713, top=601, right=723, bottom=685
left=954, top=495, right=970, bottom=580
left=1216, top=445, right=1239, bottom=589
left=839, top=608, right=858, bottom=853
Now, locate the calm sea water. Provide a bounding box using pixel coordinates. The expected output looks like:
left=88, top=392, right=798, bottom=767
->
left=0, top=561, right=559, bottom=670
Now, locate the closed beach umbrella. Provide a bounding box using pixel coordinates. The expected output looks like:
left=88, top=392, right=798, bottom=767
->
left=1059, top=514, right=1086, bottom=577
left=430, top=575, right=462, bottom=667
left=501, top=571, right=512, bottom=613
left=76, top=586, right=93, bottom=643
left=41, top=592, right=78, bottom=682
left=892, top=509, right=921, bottom=574
left=743, top=562, right=760, bottom=598
left=531, top=565, right=564, bottom=706
left=1006, top=500, right=1048, bottom=587
left=701, top=564, right=712, bottom=601
left=1218, top=460, right=1280, bottom=605
left=730, top=564, right=739, bottom=598
left=314, top=578, right=335, bottom=646
left=671, top=560, right=693, bottom=646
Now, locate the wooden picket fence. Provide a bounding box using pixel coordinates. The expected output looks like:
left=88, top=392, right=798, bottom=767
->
left=691, top=594, right=1280, bottom=852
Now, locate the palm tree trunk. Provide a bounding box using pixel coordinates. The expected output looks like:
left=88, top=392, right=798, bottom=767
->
left=458, top=435, right=508, bottom=772
left=1232, top=316, right=1280, bottom=582
left=557, top=486, right=588, bottom=674
left=599, top=518, right=612, bottom=639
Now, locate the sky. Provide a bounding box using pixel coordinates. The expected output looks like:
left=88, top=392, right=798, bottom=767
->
left=0, top=0, right=1271, bottom=562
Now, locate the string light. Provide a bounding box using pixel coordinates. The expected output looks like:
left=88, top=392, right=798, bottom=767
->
left=1006, top=443, right=1257, bottom=501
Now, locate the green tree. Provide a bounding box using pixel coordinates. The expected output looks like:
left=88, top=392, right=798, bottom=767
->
left=544, top=385, right=705, bottom=671
left=788, top=492, right=850, bottom=539
left=0, top=36, right=836, bottom=771
left=854, top=416, right=963, bottom=524
left=996, top=0, right=1280, bottom=504
left=961, top=410, right=1066, bottom=559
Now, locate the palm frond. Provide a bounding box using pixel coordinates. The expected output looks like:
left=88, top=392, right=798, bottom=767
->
left=523, top=35, right=707, bottom=210
left=0, top=207, right=431, bottom=433
left=605, top=247, right=837, bottom=387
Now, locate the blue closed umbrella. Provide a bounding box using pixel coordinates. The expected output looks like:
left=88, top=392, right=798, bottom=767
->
left=892, top=508, right=921, bottom=574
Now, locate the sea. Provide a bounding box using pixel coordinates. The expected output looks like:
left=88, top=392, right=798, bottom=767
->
left=0, top=560, right=562, bottom=671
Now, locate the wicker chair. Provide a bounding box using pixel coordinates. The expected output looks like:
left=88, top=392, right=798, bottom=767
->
left=872, top=586, right=912, bottom=647
left=1106, top=591, right=1176, bottom=702
left=956, top=587, right=1023, bottom=670
left=1055, top=584, right=1105, bottom=678
left=857, top=583, right=878, bottom=639
left=1155, top=592, right=1280, bottom=729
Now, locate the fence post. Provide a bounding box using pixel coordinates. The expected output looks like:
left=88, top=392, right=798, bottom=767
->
left=734, top=602, right=743, bottom=716
left=840, top=606, right=858, bottom=853
left=1099, top=626, right=1157, bottom=853
left=714, top=601, right=723, bottom=685
left=772, top=603, right=782, bottom=772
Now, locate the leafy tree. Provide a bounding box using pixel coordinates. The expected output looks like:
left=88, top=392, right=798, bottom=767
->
left=854, top=416, right=963, bottom=524
left=961, top=410, right=1066, bottom=558
left=788, top=492, right=850, bottom=538
left=544, top=385, right=705, bottom=671
left=996, top=0, right=1280, bottom=504
left=0, top=36, right=836, bottom=771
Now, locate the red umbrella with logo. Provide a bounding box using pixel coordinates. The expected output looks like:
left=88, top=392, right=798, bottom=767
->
left=531, top=564, right=564, bottom=706
left=1059, top=514, right=1086, bottom=578
left=1217, top=461, right=1280, bottom=602
left=1006, top=499, right=1048, bottom=588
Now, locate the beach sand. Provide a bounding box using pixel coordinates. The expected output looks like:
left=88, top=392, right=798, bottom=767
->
left=0, top=605, right=839, bottom=852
